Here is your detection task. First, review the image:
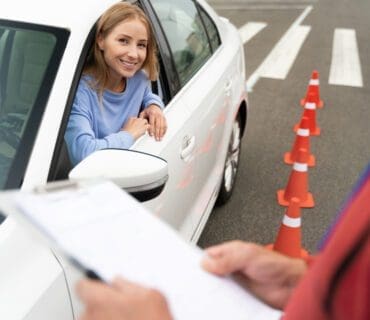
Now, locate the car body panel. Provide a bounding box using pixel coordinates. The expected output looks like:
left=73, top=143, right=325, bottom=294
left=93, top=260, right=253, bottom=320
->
left=0, top=219, right=73, bottom=320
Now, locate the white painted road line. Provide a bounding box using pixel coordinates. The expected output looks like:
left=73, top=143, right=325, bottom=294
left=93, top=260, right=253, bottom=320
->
left=329, top=28, right=363, bottom=87
left=246, top=5, right=313, bottom=92
left=259, top=25, right=311, bottom=79
left=211, top=0, right=317, bottom=11
left=239, top=22, right=267, bottom=44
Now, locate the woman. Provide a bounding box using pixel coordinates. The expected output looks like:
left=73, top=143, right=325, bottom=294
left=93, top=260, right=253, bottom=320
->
left=65, top=2, right=166, bottom=166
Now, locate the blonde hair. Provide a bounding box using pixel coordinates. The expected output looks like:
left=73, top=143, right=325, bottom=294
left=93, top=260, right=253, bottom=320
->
left=84, top=2, right=159, bottom=94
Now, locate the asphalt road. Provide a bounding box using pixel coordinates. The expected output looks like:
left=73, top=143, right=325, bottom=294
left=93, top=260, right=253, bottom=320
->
left=198, top=0, right=370, bottom=253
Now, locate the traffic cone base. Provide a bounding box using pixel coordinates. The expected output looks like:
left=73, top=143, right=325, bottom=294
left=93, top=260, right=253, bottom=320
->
left=301, top=97, right=323, bottom=108
left=294, top=123, right=320, bottom=136
left=266, top=243, right=309, bottom=259
left=284, top=152, right=315, bottom=167
left=277, top=189, right=315, bottom=208
left=267, top=197, right=309, bottom=258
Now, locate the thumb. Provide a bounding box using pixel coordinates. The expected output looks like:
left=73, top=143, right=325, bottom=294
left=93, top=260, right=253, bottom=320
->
left=201, top=241, right=258, bottom=276
left=76, top=279, right=110, bottom=304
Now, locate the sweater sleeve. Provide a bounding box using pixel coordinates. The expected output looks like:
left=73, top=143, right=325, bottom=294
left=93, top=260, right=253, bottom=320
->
left=64, top=85, right=134, bottom=166
left=142, top=80, right=165, bottom=110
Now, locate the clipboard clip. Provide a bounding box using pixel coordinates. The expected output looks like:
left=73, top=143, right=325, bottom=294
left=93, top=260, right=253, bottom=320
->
left=33, top=180, right=81, bottom=194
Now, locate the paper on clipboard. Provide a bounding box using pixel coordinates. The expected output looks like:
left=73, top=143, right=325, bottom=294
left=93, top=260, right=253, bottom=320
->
left=0, top=180, right=282, bottom=320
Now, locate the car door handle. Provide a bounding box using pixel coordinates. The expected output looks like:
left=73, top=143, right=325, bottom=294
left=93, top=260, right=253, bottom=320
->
left=225, top=79, right=232, bottom=96
left=180, top=136, right=195, bottom=160
left=225, top=79, right=233, bottom=92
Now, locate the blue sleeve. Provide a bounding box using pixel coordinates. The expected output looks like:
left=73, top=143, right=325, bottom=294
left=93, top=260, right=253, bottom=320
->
left=142, top=80, right=165, bottom=110
left=64, top=85, right=134, bottom=166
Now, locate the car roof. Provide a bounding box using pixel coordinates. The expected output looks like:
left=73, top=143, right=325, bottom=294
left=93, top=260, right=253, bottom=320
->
left=1, top=0, right=120, bottom=30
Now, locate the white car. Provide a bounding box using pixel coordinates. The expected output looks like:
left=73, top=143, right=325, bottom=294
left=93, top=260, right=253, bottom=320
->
left=0, top=0, right=247, bottom=318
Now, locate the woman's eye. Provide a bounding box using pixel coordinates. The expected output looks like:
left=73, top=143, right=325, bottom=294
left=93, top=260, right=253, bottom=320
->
left=119, top=38, right=129, bottom=44
left=138, top=43, right=147, bottom=49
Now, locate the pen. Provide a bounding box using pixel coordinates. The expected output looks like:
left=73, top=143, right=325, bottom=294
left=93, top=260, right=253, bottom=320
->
left=69, top=256, right=103, bottom=281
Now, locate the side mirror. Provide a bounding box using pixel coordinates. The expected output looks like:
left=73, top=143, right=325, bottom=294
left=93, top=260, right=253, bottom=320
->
left=68, top=149, right=168, bottom=202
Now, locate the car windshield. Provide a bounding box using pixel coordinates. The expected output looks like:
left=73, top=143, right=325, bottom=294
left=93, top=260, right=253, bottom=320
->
left=0, top=20, right=69, bottom=223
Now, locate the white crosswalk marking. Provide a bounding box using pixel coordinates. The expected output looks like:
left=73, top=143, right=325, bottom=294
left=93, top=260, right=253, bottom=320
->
left=246, top=5, right=313, bottom=91
left=329, top=28, right=363, bottom=87
left=238, top=22, right=267, bottom=44
left=241, top=8, right=364, bottom=91
left=259, top=25, right=311, bottom=79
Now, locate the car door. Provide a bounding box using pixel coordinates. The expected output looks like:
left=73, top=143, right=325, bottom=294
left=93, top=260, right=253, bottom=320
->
left=178, top=0, right=246, bottom=240
left=134, top=0, right=230, bottom=241
left=0, top=22, right=73, bottom=320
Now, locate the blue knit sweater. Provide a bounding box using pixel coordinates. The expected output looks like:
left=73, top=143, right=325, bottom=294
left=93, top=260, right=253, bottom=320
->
left=65, top=71, right=164, bottom=166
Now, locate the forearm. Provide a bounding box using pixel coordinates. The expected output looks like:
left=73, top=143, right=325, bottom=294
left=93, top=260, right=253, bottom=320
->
left=142, top=83, right=164, bottom=109
left=66, top=131, right=134, bottom=166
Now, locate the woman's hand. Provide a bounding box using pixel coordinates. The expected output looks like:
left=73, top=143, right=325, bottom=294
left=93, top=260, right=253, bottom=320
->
left=139, top=105, right=167, bottom=141
left=121, top=117, right=149, bottom=140
left=76, top=277, right=173, bottom=320
left=202, top=241, right=308, bottom=310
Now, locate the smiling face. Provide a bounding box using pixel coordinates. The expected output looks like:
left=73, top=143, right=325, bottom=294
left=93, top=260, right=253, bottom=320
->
left=97, top=18, right=148, bottom=89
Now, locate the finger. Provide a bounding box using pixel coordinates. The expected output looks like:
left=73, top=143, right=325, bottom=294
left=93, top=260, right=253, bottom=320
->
left=111, top=277, right=133, bottom=290
left=161, top=117, right=167, bottom=137
left=139, top=110, right=146, bottom=119
left=111, top=277, right=155, bottom=303
left=148, top=114, right=156, bottom=137
left=76, top=279, right=111, bottom=305
left=201, top=241, right=257, bottom=275
left=77, top=310, right=90, bottom=320
left=155, top=116, right=161, bottom=140
left=155, top=114, right=166, bottom=140
left=111, top=277, right=143, bottom=294
left=145, top=119, right=152, bottom=136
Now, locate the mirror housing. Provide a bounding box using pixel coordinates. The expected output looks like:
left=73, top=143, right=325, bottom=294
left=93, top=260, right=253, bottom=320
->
left=69, top=149, right=168, bottom=202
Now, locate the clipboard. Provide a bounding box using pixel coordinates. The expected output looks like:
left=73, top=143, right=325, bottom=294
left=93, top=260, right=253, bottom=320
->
left=0, top=180, right=282, bottom=320
left=0, top=180, right=103, bottom=280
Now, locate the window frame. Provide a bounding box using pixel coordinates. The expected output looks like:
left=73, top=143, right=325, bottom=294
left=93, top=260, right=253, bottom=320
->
left=47, top=2, right=175, bottom=182
left=47, top=25, right=96, bottom=183
left=145, top=0, right=220, bottom=90
left=0, top=19, right=69, bottom=190
left=140, top=0, right=182, bottom=97
left=195, top=2, right=221, bottom=53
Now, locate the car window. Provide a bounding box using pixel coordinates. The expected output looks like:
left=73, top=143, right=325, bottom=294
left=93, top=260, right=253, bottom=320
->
left=198, top=5, right=221, bottom=52
left=0, top=21, right=69, bottom=199
left=151, top=0, right=212, bottom=87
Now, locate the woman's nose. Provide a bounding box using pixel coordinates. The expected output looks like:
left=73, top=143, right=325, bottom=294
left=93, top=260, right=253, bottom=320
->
left=127, top=44, right=138, bottom=58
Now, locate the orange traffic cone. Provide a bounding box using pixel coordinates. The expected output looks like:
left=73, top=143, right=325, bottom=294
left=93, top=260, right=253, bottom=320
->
left=294, top=91, right=320, bottom=136
left=301, top=70, right=323, bottom=108
left=267, top=198, right=308, bottom=258
left=277, top=148, right=315, bottom=208
left=285, top=116, right=315, bottom=167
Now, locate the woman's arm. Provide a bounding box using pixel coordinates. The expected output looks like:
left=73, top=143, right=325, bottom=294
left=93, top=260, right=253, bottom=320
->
left=140, top=82, right=167, bottom=140
left=64, top=88, right=136, bottom=166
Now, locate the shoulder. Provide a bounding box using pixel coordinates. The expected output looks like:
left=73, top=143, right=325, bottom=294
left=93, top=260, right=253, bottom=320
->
left=74, top=75, right=98, bottom=100
left=78, top=75, right=96, bottom=93
left=133, top=70, right=150, bottom=83
left=128, top=71, right=151, bottom=93
left=72, top=75, right=98, bottom=112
